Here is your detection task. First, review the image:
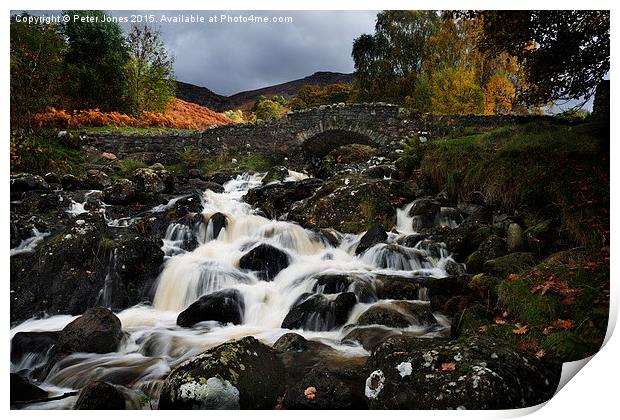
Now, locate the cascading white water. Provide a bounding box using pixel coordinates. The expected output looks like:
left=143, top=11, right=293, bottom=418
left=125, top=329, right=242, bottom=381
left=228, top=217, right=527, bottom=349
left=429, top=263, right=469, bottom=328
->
left=11, top=172, right=463, bottom=409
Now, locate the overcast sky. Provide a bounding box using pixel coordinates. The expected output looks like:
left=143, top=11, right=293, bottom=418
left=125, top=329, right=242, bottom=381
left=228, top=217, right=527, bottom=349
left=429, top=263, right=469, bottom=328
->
left=109, top=11, right=378, bottom=95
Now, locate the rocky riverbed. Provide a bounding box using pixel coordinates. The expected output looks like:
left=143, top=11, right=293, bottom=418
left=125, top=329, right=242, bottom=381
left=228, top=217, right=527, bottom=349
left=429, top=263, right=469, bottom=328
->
left=11, top=142, right=597, bottom=410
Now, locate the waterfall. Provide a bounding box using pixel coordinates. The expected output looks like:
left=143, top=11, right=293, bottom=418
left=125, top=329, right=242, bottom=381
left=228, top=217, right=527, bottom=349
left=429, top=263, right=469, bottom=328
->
left=11, top=173, right=461, bottom=408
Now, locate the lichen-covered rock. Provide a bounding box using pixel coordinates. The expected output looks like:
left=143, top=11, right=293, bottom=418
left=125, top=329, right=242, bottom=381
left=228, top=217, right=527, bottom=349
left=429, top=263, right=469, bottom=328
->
left=84, top=169, right=112, bottom=190
left=103, top=178, right=136, bottom=205
left=177, top=289, right=245, bottom=327
left=74, top=381, right=126, bottom=409
left=273, top=332, right=309, bottom=352
left=158, top=336, right=286, bottom=409
left=238, top=243, right=289, bottom=281
left=288, top=174, right=417, bottom=233
left=364, top=335, right=560, bottom=409
left=132, top=167, right=174, bottom=197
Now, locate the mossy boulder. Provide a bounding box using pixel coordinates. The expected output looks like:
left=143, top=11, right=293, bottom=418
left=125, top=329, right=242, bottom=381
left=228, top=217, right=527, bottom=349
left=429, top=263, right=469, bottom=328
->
left=364, top=335, right=560, bottom=409
left=103, top=178, right=136, bottom=205
left=158, top=336, right=286, bottom=409
left=132, top=167, right=174, bottom=198
left=74, top=381, right=126, bottom=410
left=484, top=252, right=537, bottom=278
left=262, top=165, right=289, bottom=183
left=288, top=174, right=417, bottom=233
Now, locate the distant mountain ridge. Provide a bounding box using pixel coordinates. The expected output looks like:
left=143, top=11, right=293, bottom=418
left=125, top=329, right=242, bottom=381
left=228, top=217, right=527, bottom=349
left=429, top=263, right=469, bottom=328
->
left=175, top=71, right=354, bottom=111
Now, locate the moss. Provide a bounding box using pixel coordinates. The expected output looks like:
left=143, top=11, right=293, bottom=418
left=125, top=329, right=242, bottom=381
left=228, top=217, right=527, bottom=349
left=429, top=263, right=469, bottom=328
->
left=498, top=279, right=562, bottom=326
left=418, top=122, right=608, bottom=247
left=114, top=159, right=147, bottom=177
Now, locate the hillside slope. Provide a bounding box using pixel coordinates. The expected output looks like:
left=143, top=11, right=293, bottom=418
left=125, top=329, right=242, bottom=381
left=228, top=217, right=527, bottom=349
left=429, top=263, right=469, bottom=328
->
left=176, top=71, right=354, bottom=111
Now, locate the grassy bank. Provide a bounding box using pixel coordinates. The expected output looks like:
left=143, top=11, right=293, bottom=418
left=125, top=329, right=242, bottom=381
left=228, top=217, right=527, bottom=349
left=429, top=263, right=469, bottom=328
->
left=412, top=122, right=608, bottom=247
left=10, top=129, right=85, bottom=176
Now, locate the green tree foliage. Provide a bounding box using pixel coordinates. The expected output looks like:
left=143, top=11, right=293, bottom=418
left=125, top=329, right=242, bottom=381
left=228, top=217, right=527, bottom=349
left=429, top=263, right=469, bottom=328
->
left=125, top=25, right=175, bottom=114
left=10, top=13, right=66, bottom=127
left=476, top=10, right=610, bottom=105
left=352, top=11, right=440, bottom=104
left=62, top=10, right=129, bottom=111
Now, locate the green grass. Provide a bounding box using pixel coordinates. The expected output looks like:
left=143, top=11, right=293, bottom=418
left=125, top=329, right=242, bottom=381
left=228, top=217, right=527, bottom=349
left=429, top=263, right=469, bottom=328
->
left=114, top=159, right=148, bottom=177
left=68, top=126, right=200, bottom=135
left=11, top=129, right=85, bottom=176
left=416, top=122, right=608, bottom=246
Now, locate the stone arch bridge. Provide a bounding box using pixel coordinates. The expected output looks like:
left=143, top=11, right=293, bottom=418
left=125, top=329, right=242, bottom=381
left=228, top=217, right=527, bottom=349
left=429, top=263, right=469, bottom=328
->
left=88, top=103, right=551, bottom=164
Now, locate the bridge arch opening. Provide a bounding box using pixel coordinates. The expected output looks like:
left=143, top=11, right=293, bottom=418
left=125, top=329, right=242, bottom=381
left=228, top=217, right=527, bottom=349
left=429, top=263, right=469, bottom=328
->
left=301, top=129, right=377, bottom=158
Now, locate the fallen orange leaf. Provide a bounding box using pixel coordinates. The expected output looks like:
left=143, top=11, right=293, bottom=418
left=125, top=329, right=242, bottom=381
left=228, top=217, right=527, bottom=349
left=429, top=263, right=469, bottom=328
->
left=512, top=323, right=529, bottom=335
left=440, top=362, right=456, bottom=371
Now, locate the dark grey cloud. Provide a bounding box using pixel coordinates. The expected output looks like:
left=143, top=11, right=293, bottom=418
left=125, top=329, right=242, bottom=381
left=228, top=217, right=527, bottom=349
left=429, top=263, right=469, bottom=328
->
left=111, top=10, right=378, bottom=95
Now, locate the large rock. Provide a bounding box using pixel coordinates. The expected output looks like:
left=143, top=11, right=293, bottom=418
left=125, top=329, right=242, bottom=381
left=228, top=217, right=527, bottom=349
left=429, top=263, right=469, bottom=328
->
left=281, top=292, right=357, bottom=331
left=11, top=331, right=59, bottom=364
left=55, top=307, right=123, bottom=356
left=74, top=381, right=126, bottom=410
left=484, top=252, right=537, bottom=278
left=506, top=223, right=526, bottom=252
left=364, top=335, right=560, bottom=409
left=288, top=174, right=417, bottom=233
left=276, top=333, right=370, bottom=409
left=311, top=273, right=376, bottom=303
left=10, top=173, right=50, bottom=193
left=355, top=224, right=388, bottom=255
left=262, top=165, right=289, bottom=183
left=177, top=289, right=245, bottom=327
left=238, top=243, right=289, bottom=281
left=408, top=197, right=441, bottom=230
left=10, top=373, right=48, bottom=403
left=103, top=178, right=136, bottom=205
left=356, top=301, right=437, bottom=328
left=84, top=169, right=112, bottom=190
left=158, top=336, right=286, bottom=409
left=132, top=167, right=174, bottom=197
left=244, top=178, right=324, bottom=218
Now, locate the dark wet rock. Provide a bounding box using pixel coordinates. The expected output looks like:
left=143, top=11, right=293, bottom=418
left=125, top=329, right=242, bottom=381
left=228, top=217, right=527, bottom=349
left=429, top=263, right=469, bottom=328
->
left=273, top=332, right=309, bottom=352
left=244, top=178, right=324, bottom=218
left=103, top=178, right=136, bottom=205
left=10, top=373, right=48, bottom=403
left=364, top=335, right=560, bottom=409
left=83, top=169, right=112, bottom=190
left=374, top=274, right=424, bottom=301
left=444, top=259, right=467, bottom=276
left=184, top=179, right=225, bottom=193
left=288, top=174, right=417, bottom=234
left=11, top=331, right=59, bottom=364
left=262, top=165, right=289, bottom=183
left=177, top=289, right=245, bottom=327
left=208, top=212, right=227, bottom=239
left=74, top=381, right=126, bottom=410
left=484, top=252, right=537, bottom=278
left=61, top=173, right=85, bottom=190
left=458, top=202, right=492, bottom=223
left=356, top=301, right=437, bottom=328
left=396, top=233, right=427, bottom=247
left=56, top=307, right=123, bottom=355
left=355, top=224, right=388, bottom=255
left=276, top=334, right=370, bottom=409
left=10, top=173, right=50, bottom=193
left=159, top=336, right=286, bottom=409
left=409, top=197, right=441, bottom=218
left=282, top=292, right=357, bottom=331
left=341, top=326, right=401, bottom=352
left=132, top=167, right=175, bottom=197
left=362, top=164, right=396, bottom=179
left=206, top=170, right=236, bottom=185
left=311, top=273, right=376, bottom=303
left=317, top=228, right=342, bottom=248
left=239, top=243, right=289, bottom=281
left=43, top=171, right=61, bottom=185
left=506, top=223, right=527, bottom=252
